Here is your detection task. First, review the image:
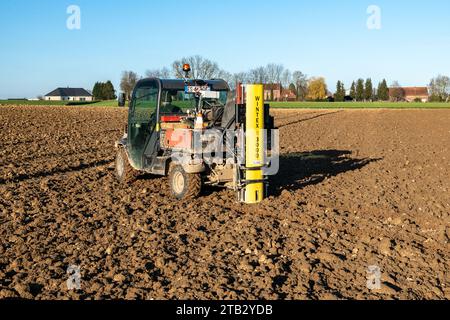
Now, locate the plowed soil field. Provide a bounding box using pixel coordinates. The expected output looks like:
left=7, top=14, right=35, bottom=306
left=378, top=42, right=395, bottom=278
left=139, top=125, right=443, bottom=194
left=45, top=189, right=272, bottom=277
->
left=0, top=105, right=449, bottom=300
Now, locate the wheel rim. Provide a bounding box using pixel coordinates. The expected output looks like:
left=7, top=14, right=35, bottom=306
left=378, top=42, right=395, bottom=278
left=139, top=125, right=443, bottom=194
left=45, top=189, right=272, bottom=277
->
left=116, top=153, right=124, bottom=177
left=172, top=171, right=185, bottom=194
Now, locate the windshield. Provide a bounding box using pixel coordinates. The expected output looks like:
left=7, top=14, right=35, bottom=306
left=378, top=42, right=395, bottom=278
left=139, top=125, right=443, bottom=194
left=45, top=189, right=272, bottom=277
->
left=160, top=90, right=195, bottom=113
left=132, top=86, right=158, bottom=122
left=218, top=91, right=228, bottom=105
left=160, top=90, right=228, bottom=113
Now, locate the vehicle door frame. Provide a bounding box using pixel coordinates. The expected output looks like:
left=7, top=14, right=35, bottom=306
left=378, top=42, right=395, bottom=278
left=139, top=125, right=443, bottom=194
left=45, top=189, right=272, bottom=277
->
left=127, top=78, right=161, bottom=170
left=142, top=79, right=164, bottom=168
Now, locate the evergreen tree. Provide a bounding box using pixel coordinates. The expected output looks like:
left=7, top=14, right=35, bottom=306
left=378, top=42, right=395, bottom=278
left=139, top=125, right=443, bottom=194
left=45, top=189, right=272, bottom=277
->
left=103, top=81, right=117, bottom=100
left=335, top=81, right=345, bottom=102
left=365, top=78, right=373, bottom=101
left=350, top=81, right=356, bottom=100
left=99, top=83, right=105, bottom=100
left=377, top=81, right=383, bottom=100
left=92, top=81, right=117, bottom=100
left=92, top=82, right=101, bottom=100
left=383, top=79, right=389, bottom=100
left=335, top=81, right=341, bottom=101
left=377, top=79, right=389, bottom=101
left=356, top=79, right=364, bottom=101
left=372, top=88, right=378, bottom=101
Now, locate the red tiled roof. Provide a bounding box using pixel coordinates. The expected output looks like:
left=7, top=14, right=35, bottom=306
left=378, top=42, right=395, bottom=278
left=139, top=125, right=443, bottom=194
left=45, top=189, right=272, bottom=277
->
left=389, top=87, right=428, bottom=97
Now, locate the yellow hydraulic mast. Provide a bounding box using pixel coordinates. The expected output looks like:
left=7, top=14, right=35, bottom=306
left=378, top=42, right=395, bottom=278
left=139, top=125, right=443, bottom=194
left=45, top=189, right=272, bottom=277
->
left=243, top=84, right=265, bottom=204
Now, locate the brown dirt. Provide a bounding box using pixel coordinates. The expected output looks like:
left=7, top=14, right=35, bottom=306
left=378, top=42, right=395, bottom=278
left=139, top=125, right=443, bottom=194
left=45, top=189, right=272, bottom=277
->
left=0, top=105, right=449, bottom=300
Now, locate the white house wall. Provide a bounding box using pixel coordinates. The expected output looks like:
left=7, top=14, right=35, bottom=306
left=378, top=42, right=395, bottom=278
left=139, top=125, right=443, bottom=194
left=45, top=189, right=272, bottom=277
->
left=45, top=96, right=93, bottom=101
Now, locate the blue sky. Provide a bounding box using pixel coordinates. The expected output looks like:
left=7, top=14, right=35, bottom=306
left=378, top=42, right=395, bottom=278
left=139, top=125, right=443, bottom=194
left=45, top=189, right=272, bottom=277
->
left=0, top=0, right=449, bottom=98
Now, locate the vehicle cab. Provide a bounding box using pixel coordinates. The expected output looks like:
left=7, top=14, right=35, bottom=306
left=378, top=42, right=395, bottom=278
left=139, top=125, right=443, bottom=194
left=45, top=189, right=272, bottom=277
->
left=120, top=77, right=231, bottom=173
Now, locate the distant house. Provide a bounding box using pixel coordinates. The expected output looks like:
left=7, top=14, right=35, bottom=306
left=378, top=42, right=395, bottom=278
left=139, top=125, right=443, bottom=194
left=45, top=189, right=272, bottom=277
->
left=388, top=87, right=429, bottom=102
left=280, top=89, right=297, bottom=101
left=264, top=84, right=282, bottom=101
left=44, top=88, right=93, bottom=102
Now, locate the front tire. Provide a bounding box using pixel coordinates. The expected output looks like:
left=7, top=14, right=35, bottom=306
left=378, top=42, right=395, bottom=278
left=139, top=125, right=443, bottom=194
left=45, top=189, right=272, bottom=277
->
left=168, top=164, right=202, bottom=200
left=115, top=148, right=138, bottom=185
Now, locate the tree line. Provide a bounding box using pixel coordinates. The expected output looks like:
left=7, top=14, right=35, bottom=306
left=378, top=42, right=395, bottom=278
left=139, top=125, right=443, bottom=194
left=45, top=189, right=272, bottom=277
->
left=334, top=76, right=450, bottom=102
left=333, top=79, right=389, bottom=102
left=118, top=55, right=450, bottom=102
left=92, top=81, right=117, bottom=101
left=120, top=55, right=308, bottom=101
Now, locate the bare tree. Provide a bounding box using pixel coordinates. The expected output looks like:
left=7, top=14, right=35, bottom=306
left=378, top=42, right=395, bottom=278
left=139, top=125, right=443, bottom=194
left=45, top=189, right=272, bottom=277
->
left=264, top=64, right=284, bottom=84
left=281, top=69, right=292, bottom=88
left=246, top=69, right=258, bottom=84
left=292, top=71, right=308, bottom=101
left=141, top=57, right=310, bottom=103
left=429, top=75, right=450, bottom=102
left=216, top=70, right=236, bottom=90
left=172, top=55, right=221, bottom=79
left=232, top=72, right=248, bottom=85
left=257, top=67, right=266, bottom=84
left=265, top=64, right=277, bottom=83
left=120, top=71, right=139, bottom=100
left=247, top=67, right=268, bottom=84
left=389, top=81, right=405, bottom=102
left=146, top=67, right=171, bottom=78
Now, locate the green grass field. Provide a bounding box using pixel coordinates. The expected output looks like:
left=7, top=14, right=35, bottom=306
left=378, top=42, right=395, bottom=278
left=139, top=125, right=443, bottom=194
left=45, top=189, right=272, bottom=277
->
left=2, top=99, right=450, bottom=109
left=270, top=101, right=450, bottom=109
left=82, top=100, right=126, bottom=107
left=0, top=100, right=68, bottom=106
left=0, top=99, right=125, bottom=107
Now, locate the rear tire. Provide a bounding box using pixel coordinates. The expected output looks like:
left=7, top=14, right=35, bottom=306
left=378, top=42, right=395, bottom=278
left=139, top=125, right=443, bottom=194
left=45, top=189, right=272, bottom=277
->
left=115, top=148, right=138, bottom=184
left=168, top=164, right=202, bottom=200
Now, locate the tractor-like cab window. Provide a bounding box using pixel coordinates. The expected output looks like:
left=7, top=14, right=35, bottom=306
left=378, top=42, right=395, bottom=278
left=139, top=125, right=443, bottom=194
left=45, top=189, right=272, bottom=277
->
left=160, top=90, right=195, bottom=114
left=199, top=91, right=228, bottom=110
left=132, top=85, right=158, bottom=121
left=128, top=81, right=159, bottom=168
left=219, top=91, right=228, bottom=105
left=160, top=89, right=228, bottom=114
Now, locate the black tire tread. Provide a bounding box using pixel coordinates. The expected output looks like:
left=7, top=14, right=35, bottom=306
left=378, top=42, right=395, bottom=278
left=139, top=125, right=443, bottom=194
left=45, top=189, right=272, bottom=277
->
left=168, top=164, right=202, bottom=200
left=184, top=171, right=202, bottom=199
left=116, top=148, right=139, bottom=185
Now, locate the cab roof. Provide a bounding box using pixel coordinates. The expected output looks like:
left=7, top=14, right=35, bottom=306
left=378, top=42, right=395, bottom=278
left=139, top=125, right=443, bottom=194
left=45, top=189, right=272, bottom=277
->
left=137, top=78, right=230, bottom=91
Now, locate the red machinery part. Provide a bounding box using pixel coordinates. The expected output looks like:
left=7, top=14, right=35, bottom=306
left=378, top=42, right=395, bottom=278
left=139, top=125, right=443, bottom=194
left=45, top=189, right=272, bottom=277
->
left=236, top=82, right=245, bottom=104
left=163, top=129, right=192, bottom=149
left=161, top=115, right=183, bottom=123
